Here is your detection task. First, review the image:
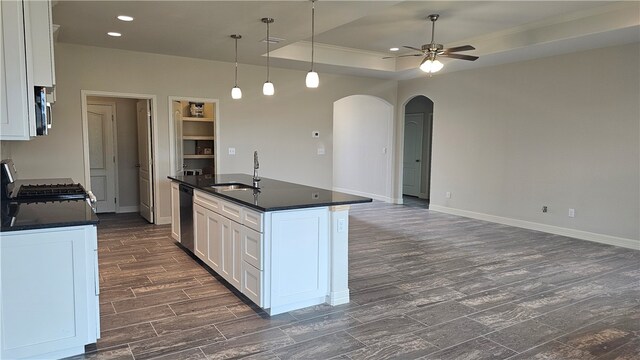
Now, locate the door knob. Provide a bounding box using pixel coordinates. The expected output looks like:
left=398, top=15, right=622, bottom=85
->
left=415, top=159, right=420, bottom=162
left=135, top=164, right=141, bottom=168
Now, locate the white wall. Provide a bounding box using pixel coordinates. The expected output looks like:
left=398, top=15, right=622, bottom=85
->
left=6, top=43, right=397, bottom=223
left=87, top=96, right=139, bottom=210
left=397, top=43, right=640, bottom=245
left=333, top=95, right=393, bottom=202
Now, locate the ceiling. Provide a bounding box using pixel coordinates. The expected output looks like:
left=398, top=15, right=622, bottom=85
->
left=52, top=1, right=640, bottom=79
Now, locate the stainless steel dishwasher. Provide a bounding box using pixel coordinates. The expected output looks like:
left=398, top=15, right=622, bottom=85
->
left=179, top=184, right=194, bottom=253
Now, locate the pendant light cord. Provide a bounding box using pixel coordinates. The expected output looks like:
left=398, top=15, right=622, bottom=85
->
left=234, top=37, right=239, bottom=86
left=311, top=0, right=315, bottom=70
left=266, top=21, right=270, bottom=81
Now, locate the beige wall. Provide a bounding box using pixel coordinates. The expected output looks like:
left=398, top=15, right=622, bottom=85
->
left=7, top=43, right=398, bottom=222
left=87, top=96, right=139, bottom=210
left=397, top=43, right=640, bottom=242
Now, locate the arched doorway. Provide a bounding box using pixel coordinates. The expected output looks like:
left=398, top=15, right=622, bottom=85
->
left=333, top=95, right=394, bottom=202
left=402, top=96, right=434, bottom=206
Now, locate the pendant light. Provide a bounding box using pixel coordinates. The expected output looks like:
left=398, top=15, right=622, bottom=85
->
left=305, top=0, right=319, bottom=88
left=230, top=34, right=242, bottom=99
left=262, top=18, right=275, bottom=96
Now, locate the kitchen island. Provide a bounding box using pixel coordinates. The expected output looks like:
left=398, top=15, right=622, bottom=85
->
left=169, top=174, right=371, bottom=315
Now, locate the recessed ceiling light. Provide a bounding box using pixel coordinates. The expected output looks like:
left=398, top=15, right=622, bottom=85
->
left=107, top=32, right=122, bottom=37
left=389, top=47, right=399, bottom=52
left=117, top=15, right=134, bottom=22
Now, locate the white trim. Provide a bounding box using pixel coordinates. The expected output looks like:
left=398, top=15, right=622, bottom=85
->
left=116, top=206, right=139, bottom=213
left=156, top=216, right=172, bottom=225
left=326, top=290, right=350, bottom=306
left=429, top=205, right=640, bottom=250
left=332, top=186, right=394, bottom=203
left=81, top=90, right=160, bottom=224
left=168, top=96, right=220, bottom=177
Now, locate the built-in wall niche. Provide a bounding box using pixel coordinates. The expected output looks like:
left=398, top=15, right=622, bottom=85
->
left=174, top=100, right=216, bottom=175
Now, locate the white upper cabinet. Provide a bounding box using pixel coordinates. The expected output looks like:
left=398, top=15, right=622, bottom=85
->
left=25, top=0, right=56, bottom=88
left=0, top=0, right=55, bottom=140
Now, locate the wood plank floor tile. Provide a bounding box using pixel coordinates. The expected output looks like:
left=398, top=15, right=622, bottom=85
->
left=75, top=205, right=638, bottom=360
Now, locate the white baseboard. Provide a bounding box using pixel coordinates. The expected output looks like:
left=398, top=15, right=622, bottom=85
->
left=117, top=206, right=139, bottom=213
left=156, top=216, right=171, bottom=225
left=429, top=205, right=639, bottom=250
left=332, top=187, right=394, bottom=203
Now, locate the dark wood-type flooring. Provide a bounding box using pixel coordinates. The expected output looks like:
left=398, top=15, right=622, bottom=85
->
left=66, top=201, right=639, bottom=359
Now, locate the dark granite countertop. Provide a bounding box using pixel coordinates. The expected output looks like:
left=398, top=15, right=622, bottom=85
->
left=168, top=173, right=372, bottom=212
left=1, top=178, right=99, bottom=232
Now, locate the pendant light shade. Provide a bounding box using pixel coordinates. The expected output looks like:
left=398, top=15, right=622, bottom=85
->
left=306, top=0, right=319, bottom=88
left=305, top=71, right=319, bottom=88
left=230, top=34, right=242, bottom=99
left=262, top=81, right=274, bottom=96
left=262, top=18, right=275, bottom=96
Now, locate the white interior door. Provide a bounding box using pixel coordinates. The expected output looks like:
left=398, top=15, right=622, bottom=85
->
left=403, top=113, right=424, bottom=197
left=137, top=100, right=154, bottom=223
left=88, top=104, right=116, bottom=213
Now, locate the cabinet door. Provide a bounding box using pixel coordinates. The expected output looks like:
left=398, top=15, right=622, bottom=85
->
left=242, top=226, right=263, bottom=270
left=193, top=203, right=208, bottom=261
left=270, top=208, right=329, bottom=309
left=170, top=182, right=181, bottom=242
left=1, top=227, right=91, bottom=359
left=206, top=209, right=222, bottom=272
left=0, top=0, right=35, bottom=140
left=25, top=0, right=55, bottom=87
left=228, top=221, right=243, bottom=289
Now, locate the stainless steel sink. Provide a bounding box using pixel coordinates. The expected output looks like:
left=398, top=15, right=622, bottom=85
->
left=210, top=183, right=256, bottom=191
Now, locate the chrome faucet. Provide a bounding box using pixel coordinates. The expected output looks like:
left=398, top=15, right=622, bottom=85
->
left=253, top=151, right=261, bottom=188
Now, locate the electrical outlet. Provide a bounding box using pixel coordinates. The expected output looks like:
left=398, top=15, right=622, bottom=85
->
left=445, top=192, right=451, bottom=199
left=542, top=206, right=548, bottom=213
left=317, top=147, right=325, bottom=155
left=568, top=208, right=575, bottom=217
left=228, top=147, right=236, bottom=155
left=337, top=218, right=346, bottom=233
left=312, top=131, right=320, bottom=138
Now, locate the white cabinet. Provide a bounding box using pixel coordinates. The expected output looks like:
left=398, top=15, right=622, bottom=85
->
left=170, top=182, right=181, bottom=242
left=0, top=0, right=55, bottom=140
left=194, top=203, right=208, bottom=261
left=1, top=225, right=100, bottom=360
left=222, top=220, right=243, bottom=289
left=205, top=208, right=222, bottom=273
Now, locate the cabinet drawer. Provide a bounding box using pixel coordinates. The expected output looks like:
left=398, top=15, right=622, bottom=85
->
left=220, top=199, right=242, bottom=223
left=194, top=190, right=220, bottom=211
left=241, top=262, right=262, bottom=306
left=242, top=228, right=263, bottom=270
left=243, top=208, right=263, bottom=233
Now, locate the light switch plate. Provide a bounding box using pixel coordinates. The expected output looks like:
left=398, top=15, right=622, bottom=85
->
left=317, top=148, right=325, bottom=155
left=228, top=147, right=236, bottom=155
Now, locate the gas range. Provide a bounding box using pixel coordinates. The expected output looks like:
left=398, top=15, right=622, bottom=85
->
left=15, top=183, right=90, bottom=202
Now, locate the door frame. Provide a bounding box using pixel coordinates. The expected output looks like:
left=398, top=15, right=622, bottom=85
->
left=86, top=100, right=120, bottom=212
left=81, top=90, right=160, bottom=223
left=168, top=96, right=220, bottom=176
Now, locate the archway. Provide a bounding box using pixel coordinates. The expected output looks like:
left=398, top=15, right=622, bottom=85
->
left=333, top=95, right=394, bottom=202
left=402, top=96, right=434, bottom=206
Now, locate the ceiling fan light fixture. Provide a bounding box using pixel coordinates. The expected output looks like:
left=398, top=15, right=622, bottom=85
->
left=420, top=59, right=443, bottom=73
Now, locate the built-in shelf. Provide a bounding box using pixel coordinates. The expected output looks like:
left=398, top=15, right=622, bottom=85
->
left=183, top=135, right=215, bottom=141
left=174, top=99, right=217, bottom=175
left=184, top=154, right=215, bottom=159
left=182, top=117, right=214, bottom=122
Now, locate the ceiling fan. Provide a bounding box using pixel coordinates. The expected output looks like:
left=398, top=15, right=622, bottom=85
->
left=386, top=14, right=479, bottom=73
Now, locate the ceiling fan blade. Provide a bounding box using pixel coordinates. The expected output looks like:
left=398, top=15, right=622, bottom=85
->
left=443, top=45, right=475, bottom=53
left=402, top=45, right=424, bottom=52
left=441, top=53, right=479, bottom=61
left=383, top=54, right=422, bottom=59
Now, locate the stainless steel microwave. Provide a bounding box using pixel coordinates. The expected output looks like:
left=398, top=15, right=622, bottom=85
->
left=34, top=86, right=52, bottom=136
